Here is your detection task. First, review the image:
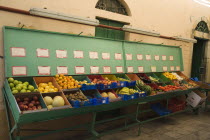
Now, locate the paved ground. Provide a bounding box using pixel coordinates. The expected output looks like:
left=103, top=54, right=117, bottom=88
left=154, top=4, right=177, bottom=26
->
left=100, top=111, right=210, bottom=140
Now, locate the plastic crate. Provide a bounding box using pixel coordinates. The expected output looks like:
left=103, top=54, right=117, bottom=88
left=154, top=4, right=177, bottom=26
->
left=136, top=73, right=152, bottom=83
left=151, top=103, right=171, bottom=116
left=87, top=75, right=114, bottom=90
left=115, top=74, right=133, bottom=87
left=73, top=75, right=96, bottom=91
left=83, top=89, right=109, bottom=105
left=168, top=98, right=186, bottom=112
left=139, top=92, right=147, bottom=97
left=99, top=89, right=121, bottom=102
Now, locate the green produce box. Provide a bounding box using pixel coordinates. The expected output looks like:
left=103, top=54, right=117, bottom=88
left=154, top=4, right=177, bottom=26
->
left=7, top=77, right=39, bottom=94
left=153, top=73, right=174, bottom=85
left=101, top=74, right=118, bottom=81
left=14, top=93, right=47, bottom=114
left=115, top=74, right=131, bottom=81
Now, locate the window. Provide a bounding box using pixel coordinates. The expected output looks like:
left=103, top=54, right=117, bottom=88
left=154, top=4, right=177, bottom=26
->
left=96, top=0, right=128, bottom=15
left=95, top=18, right=125, bottom=40
left=195, top=21, right=209, bottom=33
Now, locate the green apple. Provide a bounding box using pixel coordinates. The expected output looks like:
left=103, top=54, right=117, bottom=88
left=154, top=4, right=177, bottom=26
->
left=9, top=83, right=14, bottom=88
left=15, top=86, right=22, bottom=91
left=17, top=84, right=23, bottom=88
left=34, top=89, right=39, bottom=92
left=12, top=87, right=16, bottom=90
left=26, top=90, right=31, bottom=92
left=23, top=82, right=29, bottom=86
left=22, top=85, right=27, bottom=90
left=13, top=80, right=19, bottom=85
left=20, top=89, right=26, bottom=93
left=18, top=81, right=22, bottom=84
left=8, top=78, right=14, bottom=83
left=28, top=85, right=34, bottom=91
left=12, top=90, right=19, bottom=94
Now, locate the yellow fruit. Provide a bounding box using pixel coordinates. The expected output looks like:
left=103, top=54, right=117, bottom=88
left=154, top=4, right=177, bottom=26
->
left=55, top=74, right=59, bottom=78
left=59, top=77, right=63, bottom=80
left=48, top=82, right=53, bottom=85
left=54, top=88, right=58, bottom=92
left=49, top=88, right=55, bottom=92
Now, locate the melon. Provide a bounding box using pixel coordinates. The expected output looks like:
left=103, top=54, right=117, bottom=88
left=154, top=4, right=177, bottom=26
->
left=43, top=96, right=53, bottom=105
left=52, top=96, right=65, bottom=107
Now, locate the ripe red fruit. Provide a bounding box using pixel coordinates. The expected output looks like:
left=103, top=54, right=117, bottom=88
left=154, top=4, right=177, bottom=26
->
left=24, top=97, right=29, bottom=101
left=29, top=103, right=34, bottom=107
left=33, top=96, right=38, bottom=101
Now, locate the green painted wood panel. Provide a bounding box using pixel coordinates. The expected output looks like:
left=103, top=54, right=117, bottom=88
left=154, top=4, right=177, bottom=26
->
left=3, top=27, right=125, bottom=77
left=123, top=42, right=184, bottom=73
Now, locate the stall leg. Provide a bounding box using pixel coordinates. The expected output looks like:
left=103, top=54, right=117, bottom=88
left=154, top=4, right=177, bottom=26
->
left=136, top=102, right=142, bottom=136
left=90, top=112, right=99, bottom=140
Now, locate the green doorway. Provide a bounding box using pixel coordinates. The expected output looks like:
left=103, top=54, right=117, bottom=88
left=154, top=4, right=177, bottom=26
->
left=191, top=21, right=209, bottom=82
left=191, top=38, right=207, bottom=81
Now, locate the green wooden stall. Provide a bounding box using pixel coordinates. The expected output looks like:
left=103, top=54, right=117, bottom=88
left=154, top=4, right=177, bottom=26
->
left=2, top=26, right=198, bottom=140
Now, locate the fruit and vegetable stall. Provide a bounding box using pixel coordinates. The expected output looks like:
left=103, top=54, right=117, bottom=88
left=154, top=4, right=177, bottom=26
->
left=2, top=26, right=202, bottom=140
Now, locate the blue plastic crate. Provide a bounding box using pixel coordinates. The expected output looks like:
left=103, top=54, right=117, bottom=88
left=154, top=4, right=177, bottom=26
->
left=92, top=97, right=109, bottom=105
left=111, top=82, right=118, bottom=88
left=127, top=81, right=136, bottom=87
left=119, top=81, right=128, bottom=87
left=139, top=92, right=147, bottom=98
left=134, top=92, right=139, bottom=98
left=151, top=103, right=171, bottom=116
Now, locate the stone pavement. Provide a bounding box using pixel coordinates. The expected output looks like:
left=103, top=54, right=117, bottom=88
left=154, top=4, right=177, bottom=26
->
left=100, top=111, right=210, bottom=140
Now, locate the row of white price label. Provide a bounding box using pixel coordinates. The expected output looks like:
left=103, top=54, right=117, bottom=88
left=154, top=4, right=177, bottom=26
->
left=10, top=47, right=174, bottom=61
left=11, top=66, right=180, bottom=76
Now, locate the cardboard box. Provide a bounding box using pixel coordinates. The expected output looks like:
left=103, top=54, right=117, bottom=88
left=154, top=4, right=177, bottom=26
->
left=186, top=90, right=206, bottom=107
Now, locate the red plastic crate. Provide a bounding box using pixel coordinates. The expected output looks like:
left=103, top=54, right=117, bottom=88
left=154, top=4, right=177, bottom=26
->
left=168, top=98, right=186, bottom=112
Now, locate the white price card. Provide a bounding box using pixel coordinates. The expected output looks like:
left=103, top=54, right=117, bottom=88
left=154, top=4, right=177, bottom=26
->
left=163, top=66, right=168, bottom=71
left=12, top=66, right=27, bottom=76
left=127, top=66, right=134, bottom=73
left=162, top=55, right=167, bottom=61
left=74, top=50, right=84, bottom=58
left=56, top=50, right=67, bottom=58
left=170, top=66, right=175, bottom=71
left=154, top=55, right=160, bottom=61
left=126, top=54, right=132, bottom=60
left=176, top=66, right=180, bottom=71
left=10, top=47, right=26, bottom=57
left=38, top=66, right=51, bottom=75
left=169, top=55, right=174, bottom=61
left=116, top=66, right=123, bottom=73
left=89, top=51, right=98, bottom=59
left=37, top=48, right=49, bottom=58
left=90, top=66, right=99, bottom=74
left=115, top=53, right=122, bottom=60
left=138, top=66, right=144, bottom=72
left=75, top=66, right=85, bottom=74
left=151, top=66, right=156, bottom=72
left=146, top=55, right=151, bottom=60
left=137, top=54, right=143, bottom=60
left=57, top=66, right=68, bottom=74
left=103, top=66, right=111, bottom=73
left=102, top=53, right=110, bottom=59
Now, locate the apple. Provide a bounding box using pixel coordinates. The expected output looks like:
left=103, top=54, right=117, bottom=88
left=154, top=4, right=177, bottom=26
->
left=18, top=81, right=22, bottom=84
left=34, top=89, right=39, bottom=92
left=20, top=89, right=27, bottom=93
left=22, top=85, right=27, bottom=90
left=23, top=82, right=29, bottom=86
left=9, top=83, right=14, bottom=88
left=33, top=96, right=38, bottom=101
left=28, top=103, right=34, bottom=107
left=26, top=90, right=31, bottom=92
left=13, top=80, right=19, bottom=85
left=16, top=97, right=21, bottom=102
left=28, top=85, right=34, bottom=91
left=15, top=86, right=22, bottom=91
left=8, top=77, right=14, bottom=83
left=12, top=90, right=19, bottom=94
left=24, top=97, right=29, bottom=101
left=12, top=87, right=16, bottom=90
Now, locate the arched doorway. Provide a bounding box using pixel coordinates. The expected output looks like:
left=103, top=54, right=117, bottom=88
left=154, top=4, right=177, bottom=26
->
left=191, top=21, right=209, bottom=82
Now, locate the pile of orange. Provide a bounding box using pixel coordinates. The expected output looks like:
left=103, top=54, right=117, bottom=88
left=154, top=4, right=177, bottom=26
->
left=55, top=74, right=81, bottom=90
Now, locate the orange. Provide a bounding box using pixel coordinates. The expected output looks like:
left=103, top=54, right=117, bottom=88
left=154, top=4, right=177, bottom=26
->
left=55, top=74, right=59, bottom=78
